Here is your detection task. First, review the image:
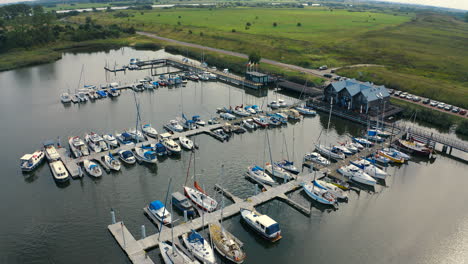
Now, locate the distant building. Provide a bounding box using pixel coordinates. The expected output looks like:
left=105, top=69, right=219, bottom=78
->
left=324, top=79, right=390, bottom=113
left=245, top=71, right=269, bottom=85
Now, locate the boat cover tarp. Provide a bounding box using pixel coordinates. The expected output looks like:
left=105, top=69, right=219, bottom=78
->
left=89, top=164, right=97, bottom=169
left=122, top=151, right=133, bottom=158
left=121, top=132, right=132, bottom=139
left=367, top=130, right=377, bottom=136
left=253, top=166, right=264, bottom=171
left=97, top=90, right=107, bottom=96
left=142, top=145, right=153, bottom=150
left=144, top=151, right=156, bottom=159
left=149, top=200, right=164, bottom=211
left=192, top=115, right=200, bottom=120
left=283, top=160, right=294, bottom=166
left=188, top=231, right=204, bottom=244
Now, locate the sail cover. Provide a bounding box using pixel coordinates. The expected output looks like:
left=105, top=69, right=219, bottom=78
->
left=188, top=231, right=204, bottom=244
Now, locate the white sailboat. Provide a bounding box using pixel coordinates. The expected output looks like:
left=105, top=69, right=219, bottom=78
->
left=337, top=164, right=376, bottom=186
left=182, top=230, right=216, bottom=264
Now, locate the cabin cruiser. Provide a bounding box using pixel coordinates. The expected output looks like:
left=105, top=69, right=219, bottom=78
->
left=242, top=119, right=258, bottom=130
left=264, top=162, right=294, bottom=182
left=60, top=92, right=72, bottom=103
left=315, top=144, right=345, bottom=160
left=154, top=142, right=168, bottom=156
left=85, top=132, right=108, bottom=153
left=192, top=115, right=206, bottom=126
left=350, top=159, right=387, bottom=179
left=220, top=112, right=236, bottom=120
left=141, top=124, right=158, bottom=138
left=43, top=141, right=60, bottom=161
left=134, top=146, right=158, bottom=164
left=278, top=99, right=288, bottom=108
left=182, top=230, right=216, bottom=264
left=302, top=182, right=337, bottom=205
left=104, top=153, right=121, bottom=171
left=179, top=136, right=194, bottom=150
left=184, top=186, right=218, bottom=212
left=396, top=139, right=432, bottom=157
left=283, top=109, right=301, bottom=120
left=303, top=152, right=330, bottom=166
left=337, top=164, right=376, bottom=186
left=147, top=200, right=172, bottom=225
left=269, top=101, right=279, bottom=109
left=275, top=160, right=300, bottom=174
left=172, top=192, right=196, bottom=217
left=212, top=129, right=230, bottom=141
left=83, top=159, right=102, bottom=178
left=49, top=160, right=69, bottom=182
left=353, top=137, right=373, bottom=147
left=69, top=136, right=89, bottom=158
left=247, top=165, right=276, bottom=186
left=116, top=132, right=134, bottom=146
left=103, top=134, right=119, bottom=148
left=240, top=208, right=281, bottom=242
left=233, top=106, right=250, bottom=117
left=164, top=120, right=184, bottom=133
left=20, top=150, right=45, bottom=172
left=160, top=133, right=182, bottom=154
left=77, top=92, right=88, bottom=102
left=118, top=150, right=136, bottom=164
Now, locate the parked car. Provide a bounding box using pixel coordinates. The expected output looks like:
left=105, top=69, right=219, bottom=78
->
left=459, top=109, right=467, bottom=115
left=323, top=74, right=333, bottom=78
left=333, top=76, right=341, bottom=80
left=330, top=69, right=336, bottom=73
left=422, top=98, right=430, bottom=104
left=387, top=89, right=394, bottom=94
left=430, top=101, right=438, bottom=107
left=319, top=65, right=328, bottom=70
left=406, top=95, right=413, bottom=100
left=412, top=96, right=421, bottom=102
left=437, top=103, right=445, bottom=109
left=444, top=105, right=452, bottom=111
left=451, top=107, right=460, bottom=113
left=394, top=91, right=401, bottom=96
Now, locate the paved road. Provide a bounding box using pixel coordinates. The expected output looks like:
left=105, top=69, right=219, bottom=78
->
left=391, top=95, right=467, bottom=119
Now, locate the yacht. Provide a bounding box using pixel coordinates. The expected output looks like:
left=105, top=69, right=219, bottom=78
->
left=164, top=120, right=184, bottom=133
left=242, top=119, right=258, bottom=130
left=184, top=186, right=218, bottom=212
left=315, top=144, right=345, bottom=160
left=264, top=162, right=294, bottom=181
left=68, top=136, right=89, bottom=158
left=141, top=124, right=158, bottom=138
left=337, top=164, right=376, bottom=186
left=247, top=165, right=276, bottom=186
left=160, top=133, right=182, bottom=154
left=134, top=146, right=158, bottom=164
left=313, top=180, right=348, bottom=200
left=278, top=99, right=288, bottom=108
left=43, top=141, right=60, bottom=162
left=116, top=132, right=134, bottom=146
left=85, top=132, right=108, bottom=153
left=104, top=153, right=121, bottom=171
left=20, top=150, right=45, bottom=172
left=240, top=208, right=281, bottom=242
left=350, top=159, right=387, bottom=179
left=179, top=136, right=194, bottom=150
left=303, top=152, right=330, bottom=166
left=118, top=150, right=136, bottom=165
left=103, top=134, right=119, bottom=148
left=49, top=160, right=69, bottom=182
left=275, top=160, right=300, bottom=174
left=302, top=182, right=337, bottom=205
left=159, top=241, right=199, bottom=264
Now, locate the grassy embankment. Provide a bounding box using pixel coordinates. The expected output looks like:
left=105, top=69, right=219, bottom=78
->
left=390, top=98, right=468, bottom=137
left=68, top=8, right=467, bottom=106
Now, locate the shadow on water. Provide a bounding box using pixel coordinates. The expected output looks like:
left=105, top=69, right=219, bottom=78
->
left=297, top=191, right=338, bottom=213
left=55, top=179, right=71, bottom=189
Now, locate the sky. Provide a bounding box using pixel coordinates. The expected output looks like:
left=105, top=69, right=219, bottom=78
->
left=0, top=0, right=467, bottom=11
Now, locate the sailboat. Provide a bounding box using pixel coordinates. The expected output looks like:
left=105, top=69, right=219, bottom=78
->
left=182, top=230, right=216, bottom=264
left=302, top=181, right=337, bottom=205
left=315, top=97, right=345, bottom=161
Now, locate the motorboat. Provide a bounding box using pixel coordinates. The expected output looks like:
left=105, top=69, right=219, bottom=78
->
left=313, top=180, right=348, bottom=200
left=164, top=120, right=184, bottom=133
left=303, top=152, right=330, bottom=166
left=315, top=144, right=345, bottom=160
left=247, top=165, right=276, bottom=186
left=83, top=159, right=102, bottom=178
left=270, top=113, right=287, bottom=124
left=43, top=141, right=60, bottom=161
left=184, top=186, right=218, bottom=212
left=104, top=153, right=121, bottom=171
left=264, top=162, right=294, bottom=182
left=127, top=128, right=146, bottom=142
left=68, top=136, right=89, bottom=158
left=159, top=241, right=199, bottom=264
left=378, top=150, right=405, bottom=163
left=107, top=88, right=120, bottom=97
left=208, top=117, right=220, bottom=125
left=160, top=133, right=182, bottom=154
left=337, top=164, right=376, bottom=186
left=154, top=142, right=168, bottom=156
left=182, top=230, right=216, bottom=264
left=85, top=132, right=108, bottom=153
left=278, top=98, right=288, bottom=108
left=179, top=136, right=194, bottom=150
left=209, top=223, right=246, bottom=264
left=275, top=160, right=300, bottom=174
left=141, top=124, right=158, bottom=138
left=366, top=134, right=384, bottom=143
left=49, top=160, right=69, bottom=182
left=240, top=208, right=281, bottom=242
left=269, top=101, right=279, bottom=109
left=71, top=94, right=79, bottom=103
left=116, top=132, right=134, bottom=146
left=295, top=106, right=316, bottom=115
left=382, top=147, right=411, bottom=160
left=353, top=137, right=373, bottom=147
left=332, top=145, right=353, bottom=156
left=244, top=105, right=256, bottom=115
left=103, top=134, right=119, bottom=148
left=369, top=129, right=392, bottom=138
left=60, top=92, right=72, bottom=103
left=267, top=116, right=281, bottom=127
left=220, top=112, right=236, bottom=120
left=134, top=146, right=158, bottom=164
left=172, top=192, right=196, bottom=218
left=350, top=159, right=387, bottom=179
left=147, top=200, right=172, bottom=225
left=212, top=129, right=230, bottom=141
left=192, top=115, right=206, bottom=126
left=231, top=124, right=247, bottom=134
left=118, top=150, right=136, bottom=164
left=302, top=182, right=337, bottom=205
left=396, top=139, right=432, bottom=157
left=20, top=150, right=45, bottom=172
left=77, top=92, right=88, bottom=102
left=283, top=109, right=301, bottom=120
left=252, top=116, right=269, bottom=128
left=233, top=106, right=250, bottom=117
left=242, top=119, right=258, bottom=130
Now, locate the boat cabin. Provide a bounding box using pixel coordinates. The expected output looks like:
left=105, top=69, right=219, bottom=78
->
left=172, top=192, right=196, bottom=217
left=244, top=211, right=280, bottom=239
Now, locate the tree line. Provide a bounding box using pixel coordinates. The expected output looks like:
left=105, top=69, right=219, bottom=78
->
left=0, top=4, right=135, bottom=53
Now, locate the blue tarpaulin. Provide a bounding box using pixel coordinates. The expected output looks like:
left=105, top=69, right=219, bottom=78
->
left=149, top=200, right=164, bottom=210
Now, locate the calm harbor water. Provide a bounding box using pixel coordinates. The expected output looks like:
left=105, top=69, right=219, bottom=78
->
left=0, top=47, right=467, bottom=264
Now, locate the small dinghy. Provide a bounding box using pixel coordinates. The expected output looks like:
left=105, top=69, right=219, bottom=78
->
left=302, top=182, right=337, bottom=205
left=20, top=150, right=45, bottom=172
left=159, top=241, right=199, bottom=264
left=141, top=123, right=158, bottom=138
left=275, top=160, right=300, bottom=174
left=264, top=162, right=294, bottom=182
left=240, top=208, right=281, bottom=242
left=118, top=150, right=136, bottom=165
left=103, top=134, right=119, bottom=148
left=179, top=136, right=194, bottom=150
left=209, top=223, right=246, bottom=264
left=104, top=153, right=121, bottom=171
left=182, top=230, right=216, bottom=264
left=83, top=159, right=102, bottom=178
left=134, top=146, right=158, bottom=164
left=247, top=165, right=276, bottom=186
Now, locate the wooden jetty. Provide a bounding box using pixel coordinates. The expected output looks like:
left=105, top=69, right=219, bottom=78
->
left=107, top=129, right=400, bottom=264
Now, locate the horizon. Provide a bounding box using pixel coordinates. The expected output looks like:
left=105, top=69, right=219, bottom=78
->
left=0, top=0, right=467, bottom=11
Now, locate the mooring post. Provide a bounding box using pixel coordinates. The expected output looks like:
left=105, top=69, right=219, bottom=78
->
left=184, top=210, right=188, bottom=222
left=255, top=184, right=259, bottom=195
left=111, top=208, right=116, bottom=224
left=141, top=225, right=146, bottom=239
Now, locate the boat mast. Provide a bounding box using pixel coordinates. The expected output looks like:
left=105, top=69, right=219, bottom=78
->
left=158, top=177, right=172, bottom=240
left=266, top=130, right=277, bottom=181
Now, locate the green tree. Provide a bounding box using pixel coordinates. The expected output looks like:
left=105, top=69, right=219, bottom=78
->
left=248, top=52, right=261, bottom=64
left=297, top=22, right=301, bottom=27
left=465, top=12, right=468, bottom=22
left=273, top=22, right=277, bottom=27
